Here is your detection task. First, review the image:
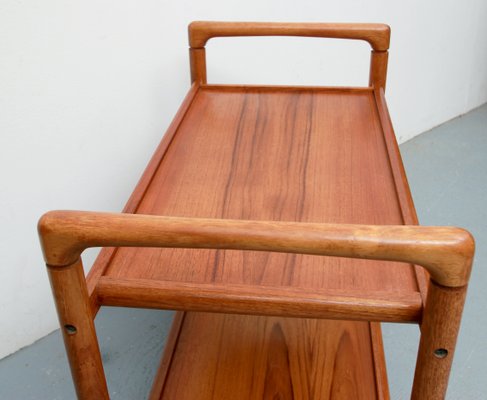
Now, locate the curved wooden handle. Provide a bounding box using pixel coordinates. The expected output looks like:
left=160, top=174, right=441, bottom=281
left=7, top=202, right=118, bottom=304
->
left=189, top=21, right=391, bottom=51
left=38, top=211, right=474, bottom=287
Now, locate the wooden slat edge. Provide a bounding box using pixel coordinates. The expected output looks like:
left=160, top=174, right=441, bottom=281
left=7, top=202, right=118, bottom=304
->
left=370, top=322, right=391, bottom=400
left=202, top=83, right=373, bottom=93
left=373, top=88, right=429, bottom=302
left=123, top=82, right=201, bottom=214
left=86, top=83, right=201, bottom=315
left=96, top=277, right=422, bottom=323
left=148, top=312, right=186, bottom=400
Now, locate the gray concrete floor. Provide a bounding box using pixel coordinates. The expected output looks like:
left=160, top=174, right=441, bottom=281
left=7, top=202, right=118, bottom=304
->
left=1, top=104, right=485, bottom=399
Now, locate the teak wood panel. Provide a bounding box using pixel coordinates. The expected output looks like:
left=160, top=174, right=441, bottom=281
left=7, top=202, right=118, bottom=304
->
left=39, top=20, right=474, bottom=399
left=157, top=313, right=380, bottom=399
left=104, top=86, right=419, bottom=297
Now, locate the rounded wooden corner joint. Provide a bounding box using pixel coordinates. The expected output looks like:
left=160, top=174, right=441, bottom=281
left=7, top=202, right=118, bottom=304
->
left=188, top=21, right=390, bottom=51
left=38, top=211, right=86, bottom=267
left=425, top=228, right=475, bottom=288
left=420, top=228, right=475, bottom=288
left=188, top=21, right=204, bottom=49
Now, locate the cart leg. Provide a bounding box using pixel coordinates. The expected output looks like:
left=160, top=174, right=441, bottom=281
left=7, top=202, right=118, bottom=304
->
left=369, top=50, right=388, bottom=91
left=47, top=259, right=109, bottom=399
left=411, top=281, right=468, bottom=400
left=189, top=48, right=207, bottom=84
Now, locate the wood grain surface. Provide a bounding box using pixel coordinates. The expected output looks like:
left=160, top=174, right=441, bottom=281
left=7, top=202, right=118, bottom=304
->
left=101, top=85, right=413, bottom=399
left=157, top=313, right=379, bottom=400
left=373, top=88, right=430, bottom=301
left=74, top=85, right=404, bottom=399
left=86, top=82, right=201, bottom=314
left=102, top=86, right=416, bottom=398
left=96, top=277, right=422, bottom=322
left=105, top=87, right=420, bottom=296
left=39, top=21, right=474, bottom=399
left=38, top=84, right=475, bottom=398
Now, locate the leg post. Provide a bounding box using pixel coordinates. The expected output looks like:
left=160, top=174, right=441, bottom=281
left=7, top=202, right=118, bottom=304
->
left=47, top=259, right=109, bottom=399
left=369, top=50, right=388, bottom=91
left=189, top=47, right=207, bottom=84
left=411, top=281, right=468, bottom=399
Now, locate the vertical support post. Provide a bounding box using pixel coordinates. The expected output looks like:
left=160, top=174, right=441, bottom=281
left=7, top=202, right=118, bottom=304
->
left=189, top=47, right=207, bottom=84
left=411, top=281, right=468, bottom=399
left=369, top=50, right=389, bottom=91
left=47, top=259, right=109, bottom=399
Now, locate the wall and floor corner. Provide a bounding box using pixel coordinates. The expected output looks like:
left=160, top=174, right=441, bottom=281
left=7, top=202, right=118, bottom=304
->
left=1, top=0, right=487, bottom=361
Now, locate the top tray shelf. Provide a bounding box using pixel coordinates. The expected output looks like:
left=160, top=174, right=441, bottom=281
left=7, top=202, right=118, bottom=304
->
left=88, top=84, right=425, bottom=322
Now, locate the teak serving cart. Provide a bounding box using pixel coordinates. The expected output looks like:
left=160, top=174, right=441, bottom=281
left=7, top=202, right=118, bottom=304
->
left=38, top=22, right=475, bottom=399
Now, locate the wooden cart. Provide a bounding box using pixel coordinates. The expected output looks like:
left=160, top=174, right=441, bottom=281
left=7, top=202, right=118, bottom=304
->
left=38, top=22, right=475, bottom=399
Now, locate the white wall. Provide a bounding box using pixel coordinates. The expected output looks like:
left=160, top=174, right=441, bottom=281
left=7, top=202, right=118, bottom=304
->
left=1, top=1, right=486, bottom=359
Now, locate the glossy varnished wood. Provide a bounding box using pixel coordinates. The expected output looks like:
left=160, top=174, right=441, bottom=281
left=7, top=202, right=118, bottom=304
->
left=373, top=88, right=429, bottom=299
left=157, top=313, right=379, bottom=399
left=40, top=211, right=473, bottom=288
left=36, top=86, right=428, bottom=399
left=189, top=21, right=390, bottom=51
left=188, top=22, right=390, bottom=90
left=96, top=276, right=423, bottom=322
left=38, top=22, right=475, bottom=400
left=38, top=206, right=473, bottom=398
left=104, top=87, right=421, bottom=295
left=85, top=82, right=201, bottom=314
left=47, top=260, right=108, bottom=399
left=38, top=85, right=475, bottom=400
left=411, top=282, right=468, bottom=399
left=37, top=84, right=476, bottom=400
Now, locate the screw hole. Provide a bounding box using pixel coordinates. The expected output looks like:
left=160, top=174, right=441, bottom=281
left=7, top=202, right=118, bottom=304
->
left=433, top=348, right=448, bottom=358
left=64, top=324, right=77, bottom=335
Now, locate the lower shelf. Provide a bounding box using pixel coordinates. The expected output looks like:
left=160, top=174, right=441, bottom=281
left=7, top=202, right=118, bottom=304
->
left=150, top=312, right=389, bottom=399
